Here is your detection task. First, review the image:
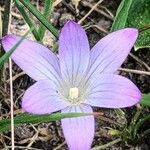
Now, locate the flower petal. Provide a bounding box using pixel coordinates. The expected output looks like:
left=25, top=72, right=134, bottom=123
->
left=22, top=80, right=69, bottom=114
left=61, top=104, right=94, bottom=150
left=85, top=74, right=141, bottom=108
left=87, top=28, right=138, bottom=78
left=59, top=21, right=90, bottom=86
left=2, top=35, right=61, bottom=83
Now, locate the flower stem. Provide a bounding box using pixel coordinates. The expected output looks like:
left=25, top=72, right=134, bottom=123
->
left=92, top=138, right=121, bottom=150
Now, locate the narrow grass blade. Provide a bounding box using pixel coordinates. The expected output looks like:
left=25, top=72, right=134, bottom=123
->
left=111, top=0, right=133, bottom=31
left=19, top=0, right=59, bottom=38
left=15, top=0, right=41, bottom=41
left=133, top=114, right=150, bottom=138
left=38, top=0, right=53, bottom=41
left=0, top=112, right=91, bottom=133
left=0, top=29, right=32, bottom=69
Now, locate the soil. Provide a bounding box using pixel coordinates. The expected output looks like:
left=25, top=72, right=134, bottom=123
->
left=0, top=0, right=150, bottom=149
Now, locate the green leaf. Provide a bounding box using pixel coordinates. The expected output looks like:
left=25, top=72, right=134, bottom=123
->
left=38, top=0, right=53, bottom=41
left=111, top=0, right=150, bottom=50
left=133, top=114, right=150, bottom=137
left=0, top=112, right=91, bottom=133
left=111, top=0, right=133, bottom=31
left=15, top=0, right=41, bottom=41
left=126, top=0, right=150, bottom=50
left=0, top=29, right=31, bottom=69
left=140, top=93, right=150, bottom=106
left=18, top=0, right=59, bottom=38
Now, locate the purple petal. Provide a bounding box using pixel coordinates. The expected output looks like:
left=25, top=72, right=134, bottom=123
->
left=2, top=35, right=60, bottom=83
left=61, top=104, right=94, bottom=150
left=59, top=21, right=90, bottom=85
left=85, top=74, right=141, bottom=108
left=87, top=28, right=138, bottom=78
left=22, top=80, right=69, bottom=114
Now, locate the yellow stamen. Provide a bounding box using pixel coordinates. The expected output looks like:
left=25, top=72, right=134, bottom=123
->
left=69, top=87, right=79, bottom=99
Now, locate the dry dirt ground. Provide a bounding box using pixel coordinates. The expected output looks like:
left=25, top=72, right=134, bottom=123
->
left=0, top=0, right=150, bottom=149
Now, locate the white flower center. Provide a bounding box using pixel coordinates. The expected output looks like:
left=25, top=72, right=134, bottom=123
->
left=69, top=87, right=79, bottom=99
left=58, top=77, right=88, bottom=105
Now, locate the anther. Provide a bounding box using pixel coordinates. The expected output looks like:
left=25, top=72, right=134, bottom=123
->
left=69, top=87, right=79, bottom=99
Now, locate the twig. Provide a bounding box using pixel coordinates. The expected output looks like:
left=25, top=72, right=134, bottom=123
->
left=3, top=146, right=42, bottom=150
left=119, top=68, right=150, bottom=76
left=6, top=1, right=14, bottom=149
left=62, top=1, right=76, bottom=15
left=53, top=141, right=66, bottom=150
left=6, top=71, right=25, bottom=82
left=96, top=115, right=120, bottom=126
left=92, top=138, right=121, bottom=150
left=9, top=58, right=14, bottom=150
left=62, top=0, right=107, bottom=36
left=0, top=6, right=22, bottom=19
left=78, top=0, right=104, bottom=24
left=129, top=53, right=150, bottom=71
left=0, top=109, right=22, bottom=118
left=99, top=5, right=114, bottom=18
left=26, top=124, right=39, bottom=150
left=85, top=24, right=108, bottom=34
left=80, top=1, right=113, bottom=21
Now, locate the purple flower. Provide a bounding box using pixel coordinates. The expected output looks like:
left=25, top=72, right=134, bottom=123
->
left=2, top=21, right=141, bottom=150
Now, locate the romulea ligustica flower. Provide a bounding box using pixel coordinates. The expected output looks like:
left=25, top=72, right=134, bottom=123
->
left=2, top=21, right=141, bottom=150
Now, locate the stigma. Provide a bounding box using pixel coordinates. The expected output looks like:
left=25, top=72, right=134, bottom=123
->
left=69, top=87, right=79, bottom=99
